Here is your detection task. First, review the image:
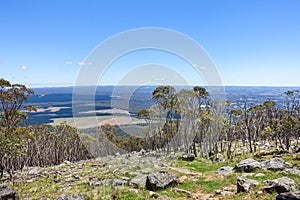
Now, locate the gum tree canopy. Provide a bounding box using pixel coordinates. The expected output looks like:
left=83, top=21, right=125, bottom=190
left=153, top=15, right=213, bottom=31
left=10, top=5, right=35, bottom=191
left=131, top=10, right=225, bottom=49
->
left=0, top=78, right=35, bottom=130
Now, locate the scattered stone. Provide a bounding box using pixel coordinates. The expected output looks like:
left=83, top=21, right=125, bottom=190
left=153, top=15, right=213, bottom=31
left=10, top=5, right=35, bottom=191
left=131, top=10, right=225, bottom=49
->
left=276, top=190, right=300, bottom=200
left=56, top=194, right=85, bottom=200
left=182, top=153, right=195, bottom=161
left=294, top=146, right=300, bottom=153
left=146, top=170, right=178, bottom=191
left=263, top=177, right=298, bottom=194
left=128, top=188, right=139, bottom=194
left=0, top=184, right=19, bottom=200
left=27, top=167, right=40, bottom=175
left=88, top=179, right=112, bottom=186
left=284, top=168, right=300, bottom=176
left=261, top=157, right=291, bottom=171
left=216, top=166, right=233, bottom=176
left=112, top=179, right=129, bottom=187
left=255, top=173, right=265, bottom=177
left=177, top=175, right=188, bottom=184
left=171, top=188, right=192, bottom=197
left=237, top=176, right=259, bottom=193
left=130, top=174, right=147, bottom=188
left=39, top=197, right=50, bottom=200
left=213, top=189, right=235, bottom=196
left=72, top=174, right=80, bottom=179
left=149, top=191, right=159, bottom=198
left=234, top=158, right=262, bottom=172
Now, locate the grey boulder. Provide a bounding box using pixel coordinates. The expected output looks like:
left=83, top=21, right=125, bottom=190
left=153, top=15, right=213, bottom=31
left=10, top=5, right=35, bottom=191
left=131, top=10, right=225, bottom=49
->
left=146, top=170, right=178, bottom=191
left=237, top=176, right=259, bottom=193
left=276, top=190, right=300, bottom=200
left=234, top=158, right=262, bottom=172
left=0, top=184, right=19, bottom=200
left=263, top=177, right=298, bottom=194
left=261, top=157, right=291, bottom=171
left=216, top=166, right=233, bottom=176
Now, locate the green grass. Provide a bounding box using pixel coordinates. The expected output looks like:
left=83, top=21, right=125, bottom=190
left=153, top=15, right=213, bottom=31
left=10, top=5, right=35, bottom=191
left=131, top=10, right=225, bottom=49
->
left=174, top=159, right=233, bottom=173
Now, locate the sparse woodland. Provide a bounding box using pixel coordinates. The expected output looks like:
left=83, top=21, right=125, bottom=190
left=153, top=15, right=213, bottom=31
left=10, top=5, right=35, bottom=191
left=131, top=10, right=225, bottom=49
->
left=0, top=79, right=90, bottom=179
left=1, top=78, right=300, bottom=181
left=105, top=85, right=300, bottom=160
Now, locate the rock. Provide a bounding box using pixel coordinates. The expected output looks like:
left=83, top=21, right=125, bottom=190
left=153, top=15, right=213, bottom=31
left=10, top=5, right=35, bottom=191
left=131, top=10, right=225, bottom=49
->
left=128, top=188, right=139, bottom=194
left=213, top=189, right=235, bottom=196
left=284, top=168, right=300, bottom=176
left=182, top=153, right=195, bottom=161
left=72, top=174, right=80, bottom=179
left=263, top=177, right=298, bottom=194
left=88, top=179, right=112, bottom=186
left=237, top=176, right=259, bottom=193
left=131, top=174, right=147, bottom=188
left=27, top=167, right=40, bottom=175
left=177, top=175, right=188, bottom=183
left=255, top=173, right=265, bottom=177
left=0, top=184, right=19, bottom=200
left=146, top=170, right=178, bottom=191
left=216, top=166, right=233, bottom=176
left=56, top=194, right=85, bottom=200
left=261, top=157, right=291, bottom=171
left=39, top=197, right=50, bottom=200
left=234, top=158, right=262, bottom=172
left=294, top=146, right=300, bottom=153
left=111, top=179, right=129, bottom=187
left=171, top=188, right=192, bottom=197
left=276, top=190, right=300, bottom=200
left=149, top=191, right=159, bottom=198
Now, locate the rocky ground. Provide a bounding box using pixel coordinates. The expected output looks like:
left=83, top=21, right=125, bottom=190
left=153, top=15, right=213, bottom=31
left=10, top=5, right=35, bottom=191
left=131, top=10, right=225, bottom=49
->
left=1, top=150, right=300, bottom=200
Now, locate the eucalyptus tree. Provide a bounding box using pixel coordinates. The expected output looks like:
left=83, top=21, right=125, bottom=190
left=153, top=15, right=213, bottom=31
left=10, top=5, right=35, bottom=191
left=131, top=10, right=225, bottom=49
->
left=152, top=86, right=179, bottom=152
left=0, top=78, right=35, bottom=179
left=175, top=89, right=199, bottom=154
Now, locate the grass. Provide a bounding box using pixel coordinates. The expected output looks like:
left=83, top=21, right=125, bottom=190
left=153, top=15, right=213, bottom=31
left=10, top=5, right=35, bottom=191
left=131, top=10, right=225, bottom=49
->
left=6, top=151, right=300, bottom=200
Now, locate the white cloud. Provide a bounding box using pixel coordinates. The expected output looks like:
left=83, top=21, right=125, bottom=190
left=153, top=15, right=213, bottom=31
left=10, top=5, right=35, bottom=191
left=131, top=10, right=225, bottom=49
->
left=65, top=61, right=73, bottom=65
left=21, top=65, right=27, bottom=70
left=78, top=61, right=92, bottom=66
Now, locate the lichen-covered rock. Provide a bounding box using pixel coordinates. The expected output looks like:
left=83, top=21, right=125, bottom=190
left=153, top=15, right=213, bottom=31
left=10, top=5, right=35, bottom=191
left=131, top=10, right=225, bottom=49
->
left=0, top=184, right=19, bottom=200
left=276, top=190, right=300, bottom=200
left=284, top=168, right=300, bottom=177
left=216, top=166, right=233, bottom=176
left=234, top=158, right=262, bottom=172
left=263, top=177, right=298, bottom=194
left=146, top=170, right=178, bottom=191
left=237, top=176, right=259, bottom=193
left=261, top=157, right=291, bottom=171
left=130, top=174, right=147, bottom=188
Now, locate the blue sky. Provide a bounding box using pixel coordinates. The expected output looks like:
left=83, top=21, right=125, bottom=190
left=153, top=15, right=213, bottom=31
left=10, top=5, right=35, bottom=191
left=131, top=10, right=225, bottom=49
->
left=0, top=0, right=299, bottom=87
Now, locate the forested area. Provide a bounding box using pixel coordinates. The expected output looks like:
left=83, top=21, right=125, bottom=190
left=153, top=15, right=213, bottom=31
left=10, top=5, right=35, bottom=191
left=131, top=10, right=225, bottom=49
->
left=104, top=86, right=300, bottom=160
left=1, top=78, right=300, bottom=180
left=0, top=79, right=90, bottom=179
